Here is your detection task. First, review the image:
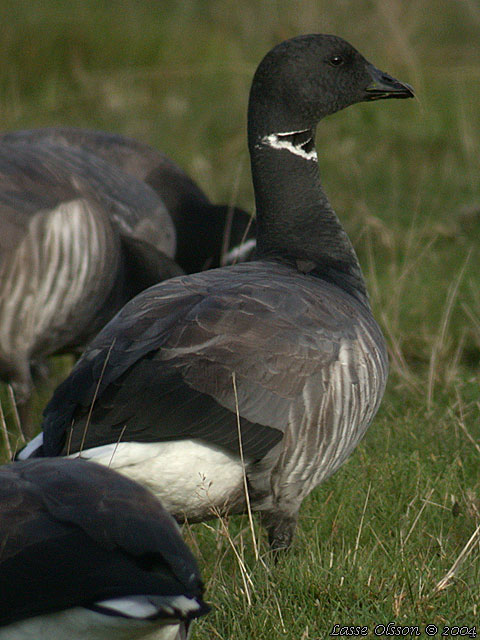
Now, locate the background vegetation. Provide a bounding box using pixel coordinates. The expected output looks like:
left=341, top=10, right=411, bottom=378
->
left=0, top=1, right=479, bottom=637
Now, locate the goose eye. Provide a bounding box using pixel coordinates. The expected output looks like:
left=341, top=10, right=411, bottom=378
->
left=328, top=55, right=344, bottom=67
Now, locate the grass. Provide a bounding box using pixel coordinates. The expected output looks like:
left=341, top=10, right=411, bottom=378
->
left=1, top=0, right=480, bottom=637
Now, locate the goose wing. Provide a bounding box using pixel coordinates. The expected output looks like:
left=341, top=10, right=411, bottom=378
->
left=42, top=261, right=371, bottom=462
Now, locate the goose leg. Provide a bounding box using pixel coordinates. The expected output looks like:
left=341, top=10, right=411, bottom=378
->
left=260, top=509, right=299, bottom=550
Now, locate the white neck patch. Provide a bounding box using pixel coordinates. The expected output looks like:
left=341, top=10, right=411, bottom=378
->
left=261, top=130, right=317, bottom=162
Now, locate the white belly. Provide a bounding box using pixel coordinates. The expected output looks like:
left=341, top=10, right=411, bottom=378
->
left=72, top=440, right=246, bottom=520
left=0, top=607, right=183, bottom=640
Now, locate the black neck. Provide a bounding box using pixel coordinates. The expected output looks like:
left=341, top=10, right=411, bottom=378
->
left=248, top=125, right=369, bottom=305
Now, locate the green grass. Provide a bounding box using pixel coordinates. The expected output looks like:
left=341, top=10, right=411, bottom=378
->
left=1, top=1, right=480, bottom=637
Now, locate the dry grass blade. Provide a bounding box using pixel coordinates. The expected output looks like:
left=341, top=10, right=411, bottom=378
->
left=231, top=214, right=255, bottom=267
left=427, top=251, right=472, bottom=409
left=449, top=400, right=480, bottom=457
left=209, top=510, right=254, bottom=605
left=78, top=338, right=116, bottom=455
left=461, top=301, right=480, bottom=345
left=397, top=235, right=437, bottom=289
left=220, top=157, right=245, bottom=265
left=380, top=313, right=421, bottom=393
left=272, top=589, right=287, bottom=634
left=232, top=371, right=259, bottom=560
left=353, top=482, right=371, bottom=565
left=108, top=424, right=127, bottom=467
left=206, top=627, right=227, bottom=640
left=7, top=384, right=25, bottom=446
left=434, top=521, right=480, bottom=592
left=0, top=398, right=12, bottom=460
left=401, top=487, right=434, bottom=550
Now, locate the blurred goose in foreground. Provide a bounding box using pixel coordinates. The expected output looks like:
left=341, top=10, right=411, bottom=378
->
left=0, top=141, right=180, bottom=432
left=22, top=34, right=413, bottom=549
left=0, top=458, right=208, bottom=640
left=0, top=127, right=256, bottom=272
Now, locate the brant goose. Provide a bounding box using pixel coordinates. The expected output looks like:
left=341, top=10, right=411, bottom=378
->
left=0, top=141, right=181, bottom=432
left=0, top=458, right=208, bottom=639
left=0, top=127, right=256, bottom=272
left=24, top=35, right=413, bottom=549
